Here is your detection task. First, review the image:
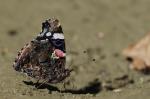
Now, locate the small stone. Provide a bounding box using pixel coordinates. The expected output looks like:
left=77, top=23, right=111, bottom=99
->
left=97, top=32, right=104, bottom=39
left=113, top=89, right=122, bottom=93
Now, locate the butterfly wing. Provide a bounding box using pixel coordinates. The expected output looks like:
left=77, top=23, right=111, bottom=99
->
left=13, top=18, right=71, bottom=83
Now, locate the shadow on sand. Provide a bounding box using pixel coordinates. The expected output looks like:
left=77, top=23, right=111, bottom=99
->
left=23, top=79, right=102, bottom=95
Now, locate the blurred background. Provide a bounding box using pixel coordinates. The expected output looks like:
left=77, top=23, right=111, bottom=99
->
left=1, top=0, right=150, bottom=99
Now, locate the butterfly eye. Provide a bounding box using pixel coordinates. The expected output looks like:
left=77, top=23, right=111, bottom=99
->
left=42, top=21, right=50, bottom=30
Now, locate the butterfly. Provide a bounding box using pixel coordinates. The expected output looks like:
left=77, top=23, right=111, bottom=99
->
left=13, top=18, right=72, bottom=84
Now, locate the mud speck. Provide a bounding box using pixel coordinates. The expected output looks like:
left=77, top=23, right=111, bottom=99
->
left=7, top=30, right=18, bottom=36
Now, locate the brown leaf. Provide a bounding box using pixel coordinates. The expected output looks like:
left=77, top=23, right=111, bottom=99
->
left=123, top=33, right=150, bottom=72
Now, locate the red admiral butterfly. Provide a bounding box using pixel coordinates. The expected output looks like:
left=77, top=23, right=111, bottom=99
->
left=13, top=18, right=72, bottom=84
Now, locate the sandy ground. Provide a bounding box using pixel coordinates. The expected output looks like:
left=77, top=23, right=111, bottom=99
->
left=1, top=0, right=150, bottom=99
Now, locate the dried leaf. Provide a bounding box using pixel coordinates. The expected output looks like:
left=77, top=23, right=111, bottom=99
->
left=123, top=33, right=150, bottom=72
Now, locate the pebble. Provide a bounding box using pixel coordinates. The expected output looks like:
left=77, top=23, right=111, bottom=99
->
left=97, top=32, right=104, bottom=39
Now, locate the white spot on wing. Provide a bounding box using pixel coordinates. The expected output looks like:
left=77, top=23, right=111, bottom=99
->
left=46, top=32, right=52, bottom=37
left=52, top=33, right=64, bottom=39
